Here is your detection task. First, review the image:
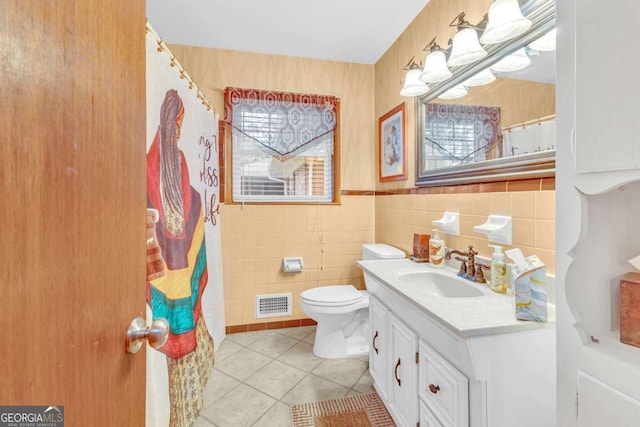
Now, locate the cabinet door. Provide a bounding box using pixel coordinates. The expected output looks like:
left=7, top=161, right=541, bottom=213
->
left=369, top=295, right=388, bottom=399
left=578, top=371, right=640, bottom=427
left=419, top=340, right=469, bottom=427
left=388, top=312, right=419, bottom=427
left=574, top=1, right=640, bottom=174
left=421, top=400, right=445, bottom=427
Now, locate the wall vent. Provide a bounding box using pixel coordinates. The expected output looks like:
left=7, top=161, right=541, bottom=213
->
left=255, top=293, right=292, bottom=319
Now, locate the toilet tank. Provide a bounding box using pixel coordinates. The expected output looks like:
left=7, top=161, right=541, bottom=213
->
left=362, top=243, right=405, bottom=260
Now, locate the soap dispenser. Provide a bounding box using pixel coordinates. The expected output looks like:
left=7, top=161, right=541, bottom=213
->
left=488, top=245, right=507, bottom=293
left=429, top=229, right=445, bottom=268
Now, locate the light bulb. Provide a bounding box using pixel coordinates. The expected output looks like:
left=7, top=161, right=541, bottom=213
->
left=419, top=50, right=452, bottom=83
left=400, top=67, right=429, bottom=97
left=490, top=48, right=530, bottom=72
left=438, top=85, right=468, bottom=100
left=480, top=0, right=532, bottom=45
left=448, top=28, right=487, bottom=67
left=464, top=68, right=496, bottom=87
left=529, top=28, right=556, bottom=52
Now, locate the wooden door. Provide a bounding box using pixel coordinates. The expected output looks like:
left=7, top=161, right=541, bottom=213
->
left=0, top=1, right=147, bottom=425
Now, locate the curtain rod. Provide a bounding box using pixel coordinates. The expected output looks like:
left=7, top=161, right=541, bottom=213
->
left=503, top=114, right=555, bottom=132
left=145, top=21, right=215, bottom=115
left=213, top=87, right=342, bottom=100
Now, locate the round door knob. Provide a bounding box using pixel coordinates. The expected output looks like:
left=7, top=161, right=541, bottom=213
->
left=429, top=384, right=440, bottom=394
left=125, top=317, right=169, bottom=354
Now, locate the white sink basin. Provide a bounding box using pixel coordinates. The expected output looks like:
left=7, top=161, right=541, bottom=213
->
left=396, top=271, right=484, bottom=298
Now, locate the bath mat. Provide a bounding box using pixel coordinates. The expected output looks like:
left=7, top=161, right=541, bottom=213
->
left=290, top=392, right=395, bottom=426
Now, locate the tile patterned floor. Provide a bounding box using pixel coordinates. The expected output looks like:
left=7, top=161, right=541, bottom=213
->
left=194, top=326, right=374, bottom=427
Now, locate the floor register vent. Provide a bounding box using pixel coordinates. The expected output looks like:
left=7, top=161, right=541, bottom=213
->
left=255, top=293, right=292, bottom=318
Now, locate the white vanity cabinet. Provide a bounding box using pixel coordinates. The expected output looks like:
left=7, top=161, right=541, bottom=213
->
left=359, top=260, right=555, bottom=427
left=388, top=311, right=419, bottom=427
left=370, top=293, right=467, bottom=427
left=369, top=295, right=419, bottom=427
left=369, top=295, right=388, bottom=400
left=420, top=400, right=444, bottom=427
left=418, top=340, right=468, bottom=427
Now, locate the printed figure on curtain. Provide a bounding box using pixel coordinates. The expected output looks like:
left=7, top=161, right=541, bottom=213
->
left=147, top=88, right=213, bottom=359
left=146, top=88, right=215, bottom=427
left=145, top=24, right=224, bottom=427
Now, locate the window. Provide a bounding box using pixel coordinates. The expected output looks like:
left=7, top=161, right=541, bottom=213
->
left=423, top=103, right=502, bottom=170
left=224, top=88, right=339, bottom=203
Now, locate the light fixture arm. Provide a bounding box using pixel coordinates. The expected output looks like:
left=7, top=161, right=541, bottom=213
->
left=423, top=37, right=450, bottom=53
left=403, top=56, right=422, bottom=71
left=449, top=12, right=472, bottom=29
left=449, top=11, right=487, bottom=32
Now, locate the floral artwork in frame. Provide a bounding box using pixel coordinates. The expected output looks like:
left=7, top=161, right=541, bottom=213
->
left=379, top=102, right=407, bottom=182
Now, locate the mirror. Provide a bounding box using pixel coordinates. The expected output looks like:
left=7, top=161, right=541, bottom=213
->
left=416, top=0, right=556, bottom=186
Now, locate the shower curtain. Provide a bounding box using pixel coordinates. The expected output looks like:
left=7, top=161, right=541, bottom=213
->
left=503, top=119, right=556, bottom=157
left=145, top=24, right=225, bottom=427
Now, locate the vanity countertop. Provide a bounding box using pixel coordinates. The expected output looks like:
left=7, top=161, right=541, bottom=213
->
left=357, top=258, right=555, bottom=338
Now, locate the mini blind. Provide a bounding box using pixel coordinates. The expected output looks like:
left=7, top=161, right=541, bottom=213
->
left=225, top=88, right=339, bottom=203
left=424, top=103, right=501, bottom=170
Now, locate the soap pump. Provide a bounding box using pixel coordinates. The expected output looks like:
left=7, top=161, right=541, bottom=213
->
left=429, top=229, right=445, bottom=268
left=488, top=245, right=507, bottom=293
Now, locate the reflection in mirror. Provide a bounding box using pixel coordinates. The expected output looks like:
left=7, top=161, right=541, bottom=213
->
left=416, top=0, right=555, bottom=186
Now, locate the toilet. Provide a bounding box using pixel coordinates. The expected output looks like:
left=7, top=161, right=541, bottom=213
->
left=300, top=243, right=405, bottom=358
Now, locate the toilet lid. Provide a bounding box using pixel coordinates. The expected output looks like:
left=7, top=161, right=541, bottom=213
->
left=301, top=285, right=363, bottom=306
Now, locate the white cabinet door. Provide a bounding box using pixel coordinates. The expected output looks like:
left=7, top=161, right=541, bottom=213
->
left=419, top=340, right=469, bottom=427
left=421, top=400, right=445, bottom=427
left=369, top=295, right=388, bottom=400
left=388, top=311, right=419, bottom=427
left=574, top=1, right=640, bottom=174
left=578, top=371, right=640, bottom=427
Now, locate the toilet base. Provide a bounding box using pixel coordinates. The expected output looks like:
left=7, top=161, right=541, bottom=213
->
left=311, top=321, right=369, bottom=359
left=345, top=336, right=369, bottom=357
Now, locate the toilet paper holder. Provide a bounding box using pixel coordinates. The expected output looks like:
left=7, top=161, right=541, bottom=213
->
left=282, top=257, right=304, bottom=273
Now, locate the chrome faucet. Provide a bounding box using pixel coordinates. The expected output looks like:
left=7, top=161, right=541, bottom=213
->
left=445, top=245, right=488, bottom=283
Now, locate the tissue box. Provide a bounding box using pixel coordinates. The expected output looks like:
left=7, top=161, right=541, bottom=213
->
left=620, top=272, right=640, bottom=348
left=513, top=255, right=548, bottom=322
left=412, top=233, right=430, bottom=261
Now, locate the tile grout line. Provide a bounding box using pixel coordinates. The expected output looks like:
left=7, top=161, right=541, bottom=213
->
left=238, top=328, right=316, bottom=427
left=205, top=327, right=315, bottom=426
left=198, top=326, right=373, bottom=426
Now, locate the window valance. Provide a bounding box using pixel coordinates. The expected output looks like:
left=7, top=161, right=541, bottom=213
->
left=224, top=87, right=338, bottom=161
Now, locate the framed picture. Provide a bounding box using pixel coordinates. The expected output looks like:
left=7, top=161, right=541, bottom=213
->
left=378, top=102, right=407, bottom=182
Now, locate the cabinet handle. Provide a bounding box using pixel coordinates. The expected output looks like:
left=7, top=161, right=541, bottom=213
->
left=373, top=331, right=379, bottom=355
left=429, top=384, right=440, bottom=394
left=394, top=358, right=401, bottom=387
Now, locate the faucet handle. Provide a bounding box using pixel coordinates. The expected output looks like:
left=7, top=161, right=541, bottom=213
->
left=454, top=256, right=468, bottom=275
left=475, top=263, right=490, bottom=284
left=467, top=245, right=478, bottom=256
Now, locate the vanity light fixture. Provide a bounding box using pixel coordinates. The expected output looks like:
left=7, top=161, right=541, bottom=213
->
left=437, top=84, right=468, bottom=100
left=419, top=37, right=453, bottom=84
left=490, top=47, right=531, bottom=72
left=529, top=28, right=556, bottom=51
left=447, top=12, right=487, bottom=68
left=464, top=67, right=496, bottom=87
left=400, top=57, right=429, bottom=97
left=480, top=0, right=532, bottom=45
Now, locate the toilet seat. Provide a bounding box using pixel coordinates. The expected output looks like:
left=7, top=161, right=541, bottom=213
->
left=300, top=285, right=364, bottom=307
